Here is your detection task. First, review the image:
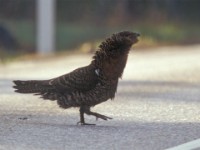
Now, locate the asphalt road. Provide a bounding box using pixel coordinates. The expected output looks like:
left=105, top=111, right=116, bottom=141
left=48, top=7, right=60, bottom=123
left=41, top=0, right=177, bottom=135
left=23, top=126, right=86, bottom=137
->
left=0, top=45, right=200, bottom=150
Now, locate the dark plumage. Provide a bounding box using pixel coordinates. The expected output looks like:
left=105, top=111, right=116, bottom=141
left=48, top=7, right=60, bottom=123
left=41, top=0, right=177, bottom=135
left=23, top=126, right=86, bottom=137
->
left=13, top=31, right=140, bottom=125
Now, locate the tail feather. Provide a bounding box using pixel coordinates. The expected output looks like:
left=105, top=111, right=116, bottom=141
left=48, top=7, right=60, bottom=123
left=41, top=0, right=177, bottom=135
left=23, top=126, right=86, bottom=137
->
left=13, top=80, right=53, bottom=93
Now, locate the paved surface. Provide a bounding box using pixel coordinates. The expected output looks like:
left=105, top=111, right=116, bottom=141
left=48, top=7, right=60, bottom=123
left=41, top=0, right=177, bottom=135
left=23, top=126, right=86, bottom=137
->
left=0, top=45, right=200, bottom=150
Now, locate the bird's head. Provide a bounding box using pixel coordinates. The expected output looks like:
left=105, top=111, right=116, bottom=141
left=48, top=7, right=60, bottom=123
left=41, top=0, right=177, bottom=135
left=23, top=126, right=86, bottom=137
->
left=99, top=31, right=140, bottom=52
left=114, top=31, right=140, bottom=46
left=94, top=31, right=140, bottom=64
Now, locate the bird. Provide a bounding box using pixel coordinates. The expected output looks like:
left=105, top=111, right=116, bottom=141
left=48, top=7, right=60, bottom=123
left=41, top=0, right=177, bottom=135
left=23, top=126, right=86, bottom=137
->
left=13, top=31, right=140, bottom=125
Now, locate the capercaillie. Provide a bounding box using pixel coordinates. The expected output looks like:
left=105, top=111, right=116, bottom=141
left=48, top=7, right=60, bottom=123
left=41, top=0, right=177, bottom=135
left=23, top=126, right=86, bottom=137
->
left=13, top=31, right=140, bottom=125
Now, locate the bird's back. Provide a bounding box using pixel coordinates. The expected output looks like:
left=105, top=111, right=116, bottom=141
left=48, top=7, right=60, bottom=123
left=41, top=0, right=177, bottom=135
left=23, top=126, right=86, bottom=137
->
left=51, top=64, right=99, bottom=92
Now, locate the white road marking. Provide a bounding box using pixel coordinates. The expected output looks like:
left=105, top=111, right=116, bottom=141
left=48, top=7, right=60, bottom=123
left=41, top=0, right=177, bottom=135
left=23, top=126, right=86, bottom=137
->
left=165, top=139, right=200, bottom=150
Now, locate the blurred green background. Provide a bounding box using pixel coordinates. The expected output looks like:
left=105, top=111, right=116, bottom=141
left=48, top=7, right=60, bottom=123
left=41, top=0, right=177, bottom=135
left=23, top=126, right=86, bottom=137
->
left=0, top=0, right=200, bottom=57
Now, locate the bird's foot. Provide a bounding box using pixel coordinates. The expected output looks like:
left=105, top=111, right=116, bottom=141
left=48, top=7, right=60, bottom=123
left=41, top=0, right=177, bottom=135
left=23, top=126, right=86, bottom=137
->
left=77, top=121, right=96, bottom=126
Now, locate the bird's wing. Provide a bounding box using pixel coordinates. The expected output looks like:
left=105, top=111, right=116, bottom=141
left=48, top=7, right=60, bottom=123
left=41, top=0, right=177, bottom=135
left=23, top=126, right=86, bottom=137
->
left=49, top=65, right=99, bottom=92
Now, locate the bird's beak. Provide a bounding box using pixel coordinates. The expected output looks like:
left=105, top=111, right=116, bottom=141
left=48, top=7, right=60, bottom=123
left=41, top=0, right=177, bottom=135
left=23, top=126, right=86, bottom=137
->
left=135, top=33, right=140, bottom=37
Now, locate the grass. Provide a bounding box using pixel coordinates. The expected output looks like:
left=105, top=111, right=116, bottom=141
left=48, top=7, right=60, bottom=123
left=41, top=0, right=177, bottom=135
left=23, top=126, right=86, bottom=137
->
left=1, top=20, right=36, bottom=47
left=139, top=23, right=200, bottom=45
left=1, top=20, right=200, bottom=57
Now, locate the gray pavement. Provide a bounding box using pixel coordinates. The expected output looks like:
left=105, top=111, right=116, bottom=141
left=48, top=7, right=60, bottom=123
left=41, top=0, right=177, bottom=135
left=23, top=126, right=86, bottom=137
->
left=0, top=45, right=200, bottom=150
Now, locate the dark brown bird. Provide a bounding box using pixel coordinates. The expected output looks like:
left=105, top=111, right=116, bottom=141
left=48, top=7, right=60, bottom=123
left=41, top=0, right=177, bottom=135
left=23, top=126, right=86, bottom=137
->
left=13, top=31, right=140, bottom=125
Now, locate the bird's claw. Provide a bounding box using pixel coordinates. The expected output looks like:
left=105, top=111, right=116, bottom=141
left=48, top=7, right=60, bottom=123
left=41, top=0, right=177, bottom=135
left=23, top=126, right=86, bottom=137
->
left=77, top=121, right=96, bottom=126
left=95, top=114, right=112, bottom=121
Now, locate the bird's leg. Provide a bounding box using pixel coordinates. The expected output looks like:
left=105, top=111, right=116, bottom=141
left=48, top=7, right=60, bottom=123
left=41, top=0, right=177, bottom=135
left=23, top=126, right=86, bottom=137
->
left=83, top=106, right=112, bottom=121
left=77, top=105, right=95, bottom=125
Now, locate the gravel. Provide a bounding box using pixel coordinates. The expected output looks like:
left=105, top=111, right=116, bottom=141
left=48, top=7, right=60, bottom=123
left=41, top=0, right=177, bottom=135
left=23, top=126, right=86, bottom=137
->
left=0, top=45, right=200, bottom=150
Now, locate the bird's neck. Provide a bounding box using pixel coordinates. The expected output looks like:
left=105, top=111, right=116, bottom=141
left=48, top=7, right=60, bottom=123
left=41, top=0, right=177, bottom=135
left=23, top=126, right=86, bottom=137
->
left=92, top=52, right=129, bottom=80
left=102, top=54, right=128, bottom=79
